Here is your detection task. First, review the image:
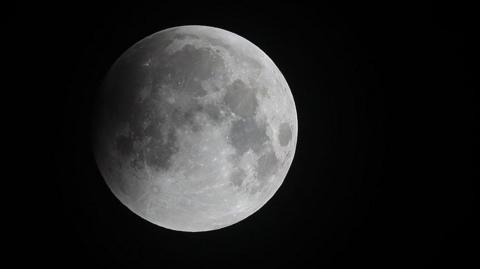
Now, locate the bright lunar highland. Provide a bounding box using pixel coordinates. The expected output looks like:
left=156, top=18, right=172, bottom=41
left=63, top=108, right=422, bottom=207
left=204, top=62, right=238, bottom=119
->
left=93, top=25, right=297, bottom=232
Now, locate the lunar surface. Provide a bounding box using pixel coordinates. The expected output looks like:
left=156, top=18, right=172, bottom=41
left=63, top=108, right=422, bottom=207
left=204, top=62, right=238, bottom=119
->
left=92, top=25, right=297, bottom=232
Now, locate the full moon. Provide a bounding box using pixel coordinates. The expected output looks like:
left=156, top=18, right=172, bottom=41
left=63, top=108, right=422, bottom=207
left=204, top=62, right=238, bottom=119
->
left=92, top=25, right=297, bottom=232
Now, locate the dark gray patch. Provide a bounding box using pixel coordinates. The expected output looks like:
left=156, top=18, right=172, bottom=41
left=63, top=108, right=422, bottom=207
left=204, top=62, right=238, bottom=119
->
left=256, top=149, right=279, bottom=181
left=132, top=101, right=164, bottom=139
left=229, top=118, right=268, bottom=155
left=115, top=135, right=133, bottom=156
left=177, top=105, right=197, bottom=125
left=96, top=34, right=175, bottom=129
left=168, top=101, right=223, bottom=133
left=230, top=168, right=246, bottom=187
left=154, top=45, right=225, bottom=98
left=145, top=128, right=178, bottom=170
left=93, top=34, right=176, bottom=153
left=97, top=60, right=149, bottom=130
left=224, top=79, right=258, bottom=118
left=131, top=152, right=145, bottom=171
left=278, top=122, right=293, bottom=146
left=168, top=104, right=203, bottom=133
left=202, top=103, right=222, bottom=122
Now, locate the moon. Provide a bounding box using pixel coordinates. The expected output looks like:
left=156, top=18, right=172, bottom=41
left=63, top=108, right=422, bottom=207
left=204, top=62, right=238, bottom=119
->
left=92, top=25, right=297, bottom=232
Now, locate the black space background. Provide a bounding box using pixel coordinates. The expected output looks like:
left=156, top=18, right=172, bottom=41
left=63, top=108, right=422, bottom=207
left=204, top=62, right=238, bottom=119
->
left=6, top=2, right=476, bottom=267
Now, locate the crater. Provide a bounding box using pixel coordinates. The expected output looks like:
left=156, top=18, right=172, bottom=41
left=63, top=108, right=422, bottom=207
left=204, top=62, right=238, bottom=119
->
left=224, top=79, right=258, bottom=118
left=278, top=122, right=293, bottom=146
left=228, top=118, right=269, bottom=155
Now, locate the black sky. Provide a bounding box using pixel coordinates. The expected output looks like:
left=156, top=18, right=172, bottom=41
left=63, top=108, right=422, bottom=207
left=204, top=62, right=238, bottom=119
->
left=6, top=2, right=475, bottom=267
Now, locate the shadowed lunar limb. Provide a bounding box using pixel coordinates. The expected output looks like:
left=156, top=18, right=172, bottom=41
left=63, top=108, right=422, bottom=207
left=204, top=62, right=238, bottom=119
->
left=93, top=25, right=297, bottom=232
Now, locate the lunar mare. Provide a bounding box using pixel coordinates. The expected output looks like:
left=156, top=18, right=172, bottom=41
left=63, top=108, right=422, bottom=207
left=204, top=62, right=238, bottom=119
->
left=93, top=25, right=297, bottom=232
